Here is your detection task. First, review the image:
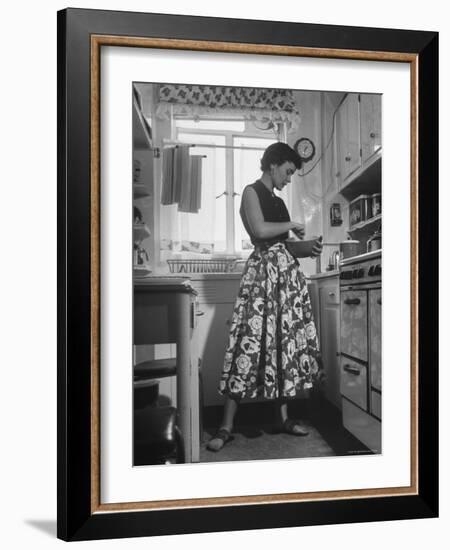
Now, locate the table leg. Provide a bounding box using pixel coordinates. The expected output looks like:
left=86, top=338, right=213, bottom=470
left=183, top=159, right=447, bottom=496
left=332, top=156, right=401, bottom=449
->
left=176, top=293, right=192, bottom=463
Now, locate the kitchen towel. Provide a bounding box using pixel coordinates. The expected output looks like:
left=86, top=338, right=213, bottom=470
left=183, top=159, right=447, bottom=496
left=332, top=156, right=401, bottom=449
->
left=161, top=146, right=175, bottom=204
left=179, top=154, right=203, bottom=213
left=173, top=145, right=190, bottom=205
left=161, top=145, right=203, bottom=212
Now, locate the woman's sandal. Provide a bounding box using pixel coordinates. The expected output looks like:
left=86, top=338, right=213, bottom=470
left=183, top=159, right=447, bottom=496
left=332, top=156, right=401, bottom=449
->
left=206, top=428, right=234, bottom=452
left=281, top=419, right=309, bottom=436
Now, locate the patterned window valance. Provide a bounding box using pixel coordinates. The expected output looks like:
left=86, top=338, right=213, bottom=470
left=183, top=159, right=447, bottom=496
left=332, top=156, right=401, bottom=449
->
left=156, top=84, right=301, bottom=128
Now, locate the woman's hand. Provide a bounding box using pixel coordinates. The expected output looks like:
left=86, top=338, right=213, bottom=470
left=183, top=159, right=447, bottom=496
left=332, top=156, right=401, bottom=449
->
left=310, top=236, right=323, bottom=257
left=290, top=222, right=305, bottom=240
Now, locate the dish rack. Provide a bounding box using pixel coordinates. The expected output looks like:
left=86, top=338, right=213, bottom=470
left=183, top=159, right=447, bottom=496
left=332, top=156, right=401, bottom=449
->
left=167, top=258, right=237, bottom=274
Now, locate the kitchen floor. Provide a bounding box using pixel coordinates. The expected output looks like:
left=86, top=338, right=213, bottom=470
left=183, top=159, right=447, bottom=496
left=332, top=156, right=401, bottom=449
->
left=199, top=397, right=372, bottom=463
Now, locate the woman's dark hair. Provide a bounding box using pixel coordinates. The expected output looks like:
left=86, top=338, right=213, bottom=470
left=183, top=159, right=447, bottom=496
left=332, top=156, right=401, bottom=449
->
left=260, top=142, right=303, bottom=172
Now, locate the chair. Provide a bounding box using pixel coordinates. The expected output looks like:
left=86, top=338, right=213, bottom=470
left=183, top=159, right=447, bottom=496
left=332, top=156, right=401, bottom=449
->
left=133, top=359, right=184, bottom=465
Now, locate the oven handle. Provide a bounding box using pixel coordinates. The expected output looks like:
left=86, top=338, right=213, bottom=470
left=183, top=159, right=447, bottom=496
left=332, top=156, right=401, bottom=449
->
left=343, top=364, right=361, bottom=376
left=344, top=297, right=361, bottom=305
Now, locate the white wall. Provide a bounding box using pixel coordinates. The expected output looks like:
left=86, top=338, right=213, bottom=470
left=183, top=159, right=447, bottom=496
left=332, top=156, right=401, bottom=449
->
left=1, top=2, right=447, bottom=549
left=289, top=91, right=324, bottom=275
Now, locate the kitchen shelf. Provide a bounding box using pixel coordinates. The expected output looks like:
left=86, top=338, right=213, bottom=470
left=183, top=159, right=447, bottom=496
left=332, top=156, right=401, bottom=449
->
left=133, top=183, right=151, bottom=199
left=134, top=223, right=151, bottom=242
left=133, top=265, right=152, bottom=278
left=339, top=153, right=381, bottom=202
left=349, top=213, right=382, bottom=232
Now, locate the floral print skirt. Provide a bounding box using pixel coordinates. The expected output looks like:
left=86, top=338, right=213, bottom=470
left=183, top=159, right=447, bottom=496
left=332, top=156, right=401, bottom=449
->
left=219, top=242, right=323, bottom=400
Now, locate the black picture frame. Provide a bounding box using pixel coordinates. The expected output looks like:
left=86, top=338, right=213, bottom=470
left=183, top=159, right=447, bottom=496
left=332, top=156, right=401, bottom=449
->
left=57, top=8, right=438, bottom=541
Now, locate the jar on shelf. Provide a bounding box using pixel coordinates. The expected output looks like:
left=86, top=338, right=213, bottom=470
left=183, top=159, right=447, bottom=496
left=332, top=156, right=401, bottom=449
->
left=367, top=227, right=382, bottom=252
left=349, top=194, right=371, bottom=228
left=371, top=193, right=382, bottom=217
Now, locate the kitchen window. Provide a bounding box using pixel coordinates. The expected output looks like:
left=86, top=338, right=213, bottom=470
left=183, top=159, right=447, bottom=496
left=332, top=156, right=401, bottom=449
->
left=170, top=118, right=284, bottom=257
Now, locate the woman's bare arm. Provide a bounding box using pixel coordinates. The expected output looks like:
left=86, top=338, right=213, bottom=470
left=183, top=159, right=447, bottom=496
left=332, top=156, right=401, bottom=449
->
left=241, top=186, right=304, bottom=240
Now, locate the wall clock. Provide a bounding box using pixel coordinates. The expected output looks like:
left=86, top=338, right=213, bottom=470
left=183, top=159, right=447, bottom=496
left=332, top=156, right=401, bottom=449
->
left=294, top=137, right=316, bottom=163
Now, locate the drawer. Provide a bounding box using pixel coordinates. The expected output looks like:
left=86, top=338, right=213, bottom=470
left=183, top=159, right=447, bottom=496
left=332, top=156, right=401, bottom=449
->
left=190, top=279, right=240, bottom=304
left=321, top=283, right=340, bottom=305
left=341, top=289, right=367, bottom=361
left=340, top=357, right=367, bottom=411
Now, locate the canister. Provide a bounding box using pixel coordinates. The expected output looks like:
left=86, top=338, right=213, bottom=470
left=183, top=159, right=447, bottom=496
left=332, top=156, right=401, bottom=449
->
left=367, top=228, right=382, bottom=252
left=340, top=239, right=360, bottom=259
left=349, top=194, right=371, bottom=227
left=372, top=193, right=382, bottom=217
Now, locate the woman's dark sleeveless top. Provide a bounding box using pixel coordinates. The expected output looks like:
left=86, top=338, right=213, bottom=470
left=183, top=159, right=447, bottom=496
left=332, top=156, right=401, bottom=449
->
left=240, top=179, right=291, bottom=248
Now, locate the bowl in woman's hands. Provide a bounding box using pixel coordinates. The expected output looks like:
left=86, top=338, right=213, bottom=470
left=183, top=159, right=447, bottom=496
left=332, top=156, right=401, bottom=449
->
left=286, top=236, right=322, bottom=258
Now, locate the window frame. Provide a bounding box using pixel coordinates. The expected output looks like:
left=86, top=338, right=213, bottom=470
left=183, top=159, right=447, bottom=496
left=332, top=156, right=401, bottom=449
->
left=174, top=118, right=285, bottom=256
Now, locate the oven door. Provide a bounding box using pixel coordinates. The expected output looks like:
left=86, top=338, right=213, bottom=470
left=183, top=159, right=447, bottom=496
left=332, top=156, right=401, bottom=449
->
left=369, top=289, right=382, bottom=391
left=369, top=288, right=382, bottom=419
left=340, top=356, right=368, bottom=411
left=340, top=289, right=367, bottom=362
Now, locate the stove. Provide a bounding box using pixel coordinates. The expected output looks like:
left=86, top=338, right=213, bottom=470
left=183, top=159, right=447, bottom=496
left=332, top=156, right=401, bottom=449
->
left=339, top=250, right=382, bottom=287
left=339, top=250, right=381, bottom=453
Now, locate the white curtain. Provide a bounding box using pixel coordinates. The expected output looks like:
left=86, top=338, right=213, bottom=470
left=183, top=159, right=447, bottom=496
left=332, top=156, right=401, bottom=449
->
left=156, top=84, right=302, bottom=129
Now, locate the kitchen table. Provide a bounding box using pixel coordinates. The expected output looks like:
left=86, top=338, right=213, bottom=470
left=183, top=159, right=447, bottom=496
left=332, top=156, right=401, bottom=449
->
left=134, top=277, right=199, bottom=462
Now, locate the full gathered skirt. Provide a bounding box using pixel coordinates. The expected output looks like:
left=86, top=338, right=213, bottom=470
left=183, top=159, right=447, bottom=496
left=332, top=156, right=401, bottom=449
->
left=219, top=242, right=324, bottom=400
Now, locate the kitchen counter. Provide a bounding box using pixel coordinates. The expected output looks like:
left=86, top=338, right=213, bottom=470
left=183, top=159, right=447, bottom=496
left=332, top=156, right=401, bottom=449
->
left=340, top=249, right=382, bottom=267
left=134, top=275, right=197, bottom=293
left=307, top=269, right=339, bottom=280
left=135, top=272, right=243, bottom=283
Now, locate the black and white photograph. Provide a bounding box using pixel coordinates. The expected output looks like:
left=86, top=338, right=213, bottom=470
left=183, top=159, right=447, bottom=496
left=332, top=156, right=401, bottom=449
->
left=131, top=82, right=382, bottom=466
left=52, top=5, right=440, bottom=542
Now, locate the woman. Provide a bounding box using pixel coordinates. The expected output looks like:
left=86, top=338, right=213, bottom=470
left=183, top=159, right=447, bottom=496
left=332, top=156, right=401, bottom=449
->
left=207, top=142, right=324, bottom=452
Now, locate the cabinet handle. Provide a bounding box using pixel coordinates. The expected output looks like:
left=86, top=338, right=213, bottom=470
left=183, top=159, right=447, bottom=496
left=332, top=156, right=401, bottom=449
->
left=370, top=132, right=376, bottom=138
left=344, top=298, right=361, bottom=305
left=195, top=310, right=205, bottom=316
left=343, top=364, right=361, bottom=376
left=329, top=291, right=336, bottom=296
left=345, top=155, right=351, bottom=162
left=377, top=297, right=382, bottom=305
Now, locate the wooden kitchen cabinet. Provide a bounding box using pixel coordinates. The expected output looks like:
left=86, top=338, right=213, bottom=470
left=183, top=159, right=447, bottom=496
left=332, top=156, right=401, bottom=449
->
left=334, top=93, right=382, bottom=195
left=319, top=280, right=341, bottom=409
left=190, top=277, right=240, bottom=407
left=360, top=94, right=382, bottom=164
left=308, top=275, right=341, bottom=409
left=195, top=302, right=235, bottom=406
left=335, top=93, right=361, bottom=185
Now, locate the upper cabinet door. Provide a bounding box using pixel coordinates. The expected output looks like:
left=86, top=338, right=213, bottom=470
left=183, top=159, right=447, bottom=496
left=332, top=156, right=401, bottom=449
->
left=336, top=93, right=361, bottom=185
left=360, top=94, right=382, bottom=164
